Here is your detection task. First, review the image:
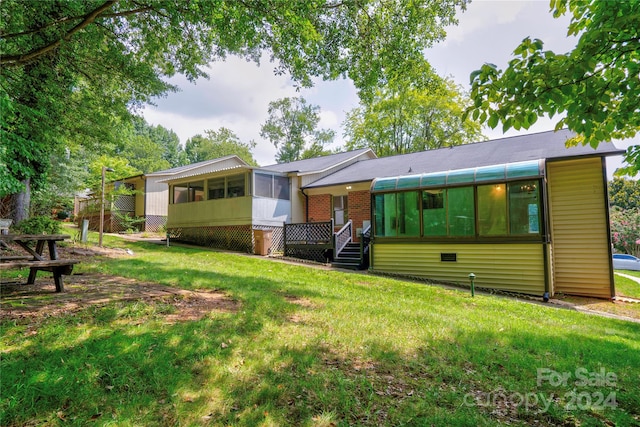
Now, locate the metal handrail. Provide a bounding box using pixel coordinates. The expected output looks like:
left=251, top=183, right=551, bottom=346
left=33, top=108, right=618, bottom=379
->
left=359, top=223, right=372, bottom=266
left=334, top=220, right=352, bottom=257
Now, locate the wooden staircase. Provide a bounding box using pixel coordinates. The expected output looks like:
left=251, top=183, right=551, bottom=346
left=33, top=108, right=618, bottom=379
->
left=332, top=242, right=363, bottom=270
left=330, top=222, right=371, bottom=271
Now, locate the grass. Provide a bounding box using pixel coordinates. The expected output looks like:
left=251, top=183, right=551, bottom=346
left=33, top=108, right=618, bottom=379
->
left=2, top=235, right=640, bottom=426
left=614, top=270, right=640, bottom=299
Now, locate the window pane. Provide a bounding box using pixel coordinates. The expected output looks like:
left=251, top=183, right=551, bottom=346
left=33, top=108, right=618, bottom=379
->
left=333, top=195, right=347, bottom=226
left=423, top=189, right=446, bottom=236
left=509, top=181, right=540, bottom=234
left=227, top=174, right=245, bottom=198
left=173, top=185, right=188, bottom=204
left=477, top=184, right=507, bottom=236
left=207, top=177, right=225, bottom=199
left=397, top=192, right=420, bottom=236
left=274, top=175, right=290, bottom=200
left=255, top=173, right=272, bottom=198
left=189, top=181, right=205, bottom=202
left=374, top=193, right=397, bottom=237
left=448, top=187, right=475, bottom=236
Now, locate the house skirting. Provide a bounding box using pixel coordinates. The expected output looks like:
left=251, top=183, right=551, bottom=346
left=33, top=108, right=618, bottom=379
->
left=168, top=224, right=284, bottom=254
left=145, top=215, right=167, bottom=232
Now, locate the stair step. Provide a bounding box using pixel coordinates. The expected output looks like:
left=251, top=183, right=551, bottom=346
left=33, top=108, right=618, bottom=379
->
left=331, top=261, right=361, bottom=270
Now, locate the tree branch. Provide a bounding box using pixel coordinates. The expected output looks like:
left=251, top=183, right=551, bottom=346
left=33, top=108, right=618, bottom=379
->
left=0, top=0, right=116, bottom=67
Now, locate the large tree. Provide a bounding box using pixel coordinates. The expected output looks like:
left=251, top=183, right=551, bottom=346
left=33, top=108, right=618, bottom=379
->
left=131, top=117, right=187, bottom=169
left=1, top=0, right=466, bottom=221
left=185, top=128, right=258, bottom=166
left=260, top=97, right=334, bottom=163
left=467, top=0, right=640, bottom=171
left=609, top=178, right=640, bottom=211
left=344, top=66, right=483, bottom=157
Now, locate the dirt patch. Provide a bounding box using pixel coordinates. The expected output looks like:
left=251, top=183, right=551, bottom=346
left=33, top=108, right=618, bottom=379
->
left=0, top=273, right=239, bottom=323
left=284, top=294, right=316, bottom=308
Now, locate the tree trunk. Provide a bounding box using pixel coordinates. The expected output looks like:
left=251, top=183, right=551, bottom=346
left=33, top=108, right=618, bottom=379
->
left=12, top=178, right=31, bottom=223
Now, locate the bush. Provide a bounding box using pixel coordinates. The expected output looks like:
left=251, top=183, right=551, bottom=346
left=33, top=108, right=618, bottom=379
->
left=15, top=216, right=61, bottom=235
left=610, top=207, right=640, bottom=256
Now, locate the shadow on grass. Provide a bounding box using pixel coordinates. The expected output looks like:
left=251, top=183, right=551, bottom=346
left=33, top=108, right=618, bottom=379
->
left=2, top=246, right=640, bottom=426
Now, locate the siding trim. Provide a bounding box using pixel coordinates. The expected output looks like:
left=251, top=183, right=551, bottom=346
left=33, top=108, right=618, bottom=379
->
left=602, top=157, right=616, bottom=298
left=547, top=158, right=612, bottom=298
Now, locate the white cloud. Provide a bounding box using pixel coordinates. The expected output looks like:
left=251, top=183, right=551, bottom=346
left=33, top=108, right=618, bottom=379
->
left=142, top=1, right=621, bottom=170
left=444, top=0, right=531, bottom=45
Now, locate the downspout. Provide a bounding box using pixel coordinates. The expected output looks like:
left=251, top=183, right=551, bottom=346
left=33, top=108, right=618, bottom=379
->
left=541, top=162, right=551, bottom=301
left=301, top=187, right=309, bottom=222
left=601, top=157, right=616, bottom=299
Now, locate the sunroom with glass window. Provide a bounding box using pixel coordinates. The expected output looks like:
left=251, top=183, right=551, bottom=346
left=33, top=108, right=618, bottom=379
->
left=370, top=160, right=551, bottom=295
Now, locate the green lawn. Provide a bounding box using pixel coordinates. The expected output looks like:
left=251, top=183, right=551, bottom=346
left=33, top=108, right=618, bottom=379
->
left=2, top=237, right=639, bottom=426
left=615, top=271, right=640, bottom=299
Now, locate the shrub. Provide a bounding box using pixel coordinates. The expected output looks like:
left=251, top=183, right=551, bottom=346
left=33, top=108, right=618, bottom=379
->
left=610, top=207, right=640, bottom=256
left=15, top=216, right=61, bottom=235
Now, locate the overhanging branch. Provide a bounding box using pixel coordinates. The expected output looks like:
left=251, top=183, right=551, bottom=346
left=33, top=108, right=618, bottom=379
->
left=0, top=0, right=117, bottom=67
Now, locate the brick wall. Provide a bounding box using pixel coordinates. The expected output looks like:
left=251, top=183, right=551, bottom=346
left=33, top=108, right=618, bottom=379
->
left=307, top=191, right=371, bottom=242
left=348, top=190, right=371, bottom=242
left=307, top=194, right=332, bottom=222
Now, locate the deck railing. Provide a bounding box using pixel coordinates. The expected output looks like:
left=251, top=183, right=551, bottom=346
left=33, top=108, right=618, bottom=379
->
left=334, top=220, right=352, bottom=258
left=283, top=220, right=334, bottom=262
left=359, top=223, right=372, bottom=269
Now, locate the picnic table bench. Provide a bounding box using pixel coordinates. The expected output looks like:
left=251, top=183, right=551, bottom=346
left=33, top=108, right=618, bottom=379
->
left=0, top=234, right=79, bottom=292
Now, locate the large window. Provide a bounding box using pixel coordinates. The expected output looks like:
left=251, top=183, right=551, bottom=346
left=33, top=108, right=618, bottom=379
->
left=374, top=193, right=397, bottom=237
left=398, top=191, right=420, bottom=236
left=373, top=192, right=420, bottom=237
left=477, top=184, right=507, bottom=236
left=448, top=187, right=475, bottom=237
left=208, top=174, right=246, bottom=200
left=226, top=174, right=246, bottom=198
left=174, top=175, right=246, bottom=203
left=508, top=181, right=540, bottom=234
left=255, top=173, right=290, bottom=200
left=207, top=177, right=225, bottom=200
left=374, top=179, right=542, bottom=240
left=173, top=182, right=204, bottom=204
left=423, top=190, right=446, bottom=236
left=173, top=185, right=188, bottom=204
left=188, top=181, right=205, bottom=202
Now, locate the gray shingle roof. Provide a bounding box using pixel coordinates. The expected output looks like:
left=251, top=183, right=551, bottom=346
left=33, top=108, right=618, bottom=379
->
left=261, top=148, right=374, bottom=174
left=303, top=129, right=624, bottom=188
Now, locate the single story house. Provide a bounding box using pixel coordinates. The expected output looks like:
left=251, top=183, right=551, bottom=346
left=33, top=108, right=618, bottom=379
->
left=161, top=129, right=621, bottom=299
left=302, top=129, right=622, bottom=299
left=77, top=156, right=253, bottom=232
left=163, top=149, right=376, bottom=252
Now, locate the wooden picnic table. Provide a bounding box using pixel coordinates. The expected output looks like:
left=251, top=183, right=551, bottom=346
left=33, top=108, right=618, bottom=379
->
left=0, top=234, right=79, bottom=292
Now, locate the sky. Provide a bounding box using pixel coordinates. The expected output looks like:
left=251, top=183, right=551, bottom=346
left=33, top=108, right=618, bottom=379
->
left=142, top=0, right=634, bottom=175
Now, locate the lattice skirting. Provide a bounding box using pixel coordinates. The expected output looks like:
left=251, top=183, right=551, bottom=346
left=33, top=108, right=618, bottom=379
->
left=145, top=215, right=167, bottom=232
left=77, top=212, right=121, bottom=233
left=284, top=246, right=332, bottom=263
left=254, top=225, right=284, bottom=255
left=168, top=225, right=285, bottom=254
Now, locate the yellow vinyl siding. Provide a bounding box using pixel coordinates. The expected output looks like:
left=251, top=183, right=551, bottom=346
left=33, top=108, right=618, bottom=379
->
left=547, top=158, right=612, bottom=298
left=373, top=243, right=545, bottom=295
left=167, top=197, right=252, bottom=228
